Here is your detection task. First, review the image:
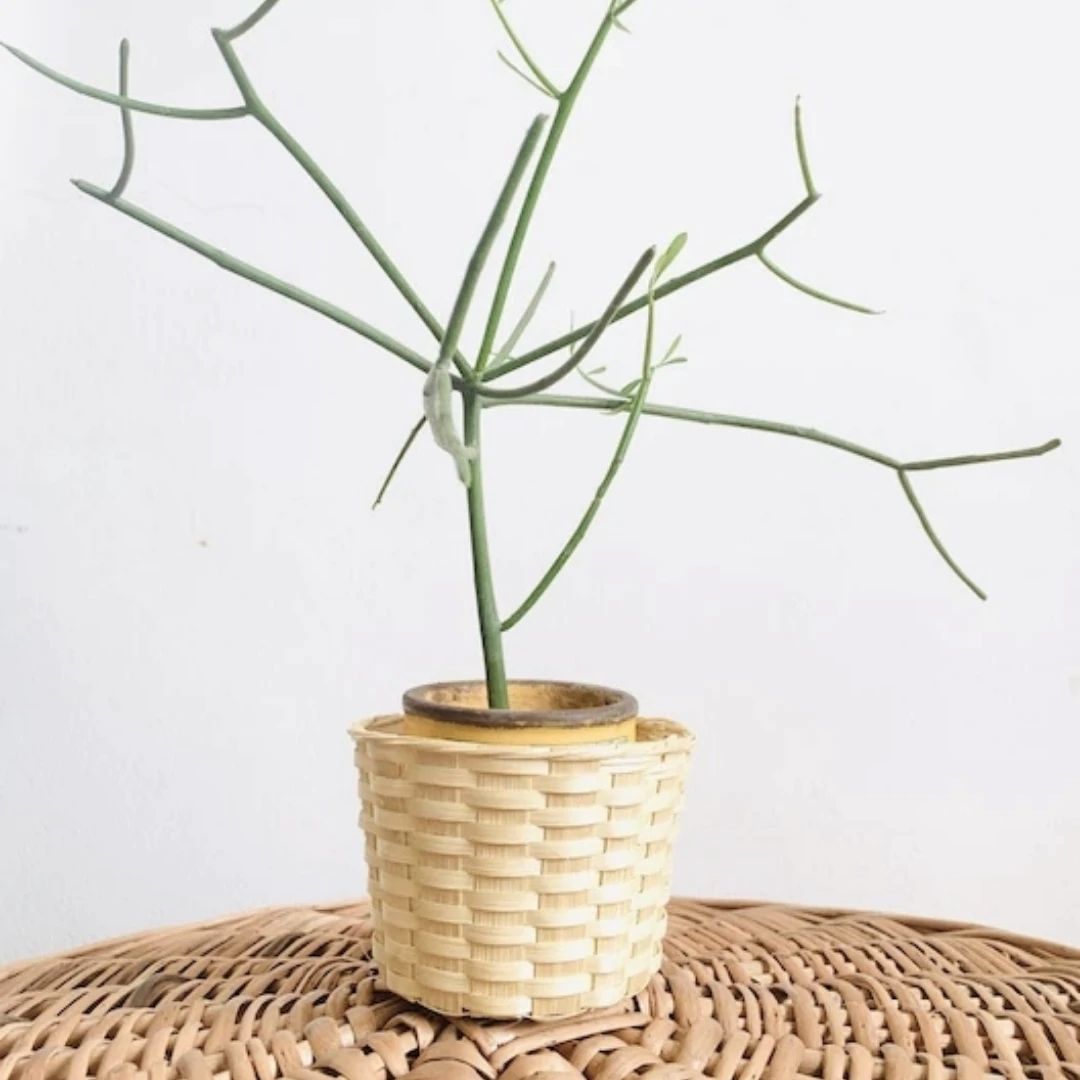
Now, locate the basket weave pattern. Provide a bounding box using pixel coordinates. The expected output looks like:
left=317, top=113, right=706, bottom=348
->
left=351, top=716, right=694, bottom=1018
left=1, top=899, right=1077, bottom=1080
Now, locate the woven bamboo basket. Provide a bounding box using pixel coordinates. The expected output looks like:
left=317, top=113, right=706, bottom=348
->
left=350, top=713, right=693, bottom=1019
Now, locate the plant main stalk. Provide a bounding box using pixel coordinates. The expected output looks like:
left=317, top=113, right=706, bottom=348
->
left=462, top=392, right=509, bottom=707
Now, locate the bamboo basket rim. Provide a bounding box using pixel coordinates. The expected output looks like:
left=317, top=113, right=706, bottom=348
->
left=349, top=714, right=694, bottom=758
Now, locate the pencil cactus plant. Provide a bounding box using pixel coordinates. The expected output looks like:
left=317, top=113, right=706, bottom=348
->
left=5, top=0, right=1060, bottom=710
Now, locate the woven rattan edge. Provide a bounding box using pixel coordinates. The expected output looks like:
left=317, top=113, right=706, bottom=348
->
left=675, top=895, right=1080, bottom=957
left=5, top=894, right=1074, bottom=990
left=0, top=899, right=366, bottom=983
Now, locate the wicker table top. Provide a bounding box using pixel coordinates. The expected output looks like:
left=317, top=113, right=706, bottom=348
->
left=1, top=899, right=1077, bottom=1080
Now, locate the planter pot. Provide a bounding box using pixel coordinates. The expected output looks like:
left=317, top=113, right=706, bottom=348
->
left=350, top=680, right=694, bottom=1019
left=402, top=679, right=640, bottom=745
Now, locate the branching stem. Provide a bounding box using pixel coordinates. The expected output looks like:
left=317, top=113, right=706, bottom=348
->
left=210, top=31, right=472, bottom=377
left=1, top=43, right=247, bottom=120
left=474, top=5, right=622, bottom=376
left=478, top=246, right=654, bottom=400
left=486, top=195, right=818, bottom=381
left=501, top=254, right=662, bottom=631
left=72, top=181, right=431, bottom=374
left=7, top=0, right=1061, bottom=692
left=106, top=40, right=135, bottom=200
left=6, top=20, right=468, bottom=372
left=489, top=0, right=561, bottom=98
left=490, top=391, right=1060, bottom=598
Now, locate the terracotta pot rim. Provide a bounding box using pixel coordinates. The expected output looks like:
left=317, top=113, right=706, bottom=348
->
left=402, top=679, right=638, bottom=730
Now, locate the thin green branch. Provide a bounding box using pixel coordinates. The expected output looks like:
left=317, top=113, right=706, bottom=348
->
left=491, top=391, right=1060, bottom=599
left=442, top=115, right=548, bottom=371
left=1, top=43, right=247, bottom=120
left=490, top=261, right=557, bottom=371
left=106, top=40, right=135, bottom=201
left=795, top=96, right=817, bottom=199
left=210, top=30, right=472, bottom=376
left=487, top=103, right=825, bottom=381
left=219, top=0, right=286, bottom=41
left=903, top=440, right=1061, bottom=472
left=757, top=249, right=881, bottom=315
left=497, top=51, right=559, bottom=99
left=487, top=195, right=818, bottom=380
left=478, top=246, right=654, bottom=400
left=72, top=180, right=431, bottom=374
left=898, top=471, right=986, bottom=600
left=474, top=4, right=624, bottom=375
left=502, top=252, right=661, bottom=632
left=490, top=0, right=561, bottom=98
left=501, top=378, right=653, bottom=633
left=372, top=417, right=426, bottom=509
left=577, top=366, right=625, bottom=398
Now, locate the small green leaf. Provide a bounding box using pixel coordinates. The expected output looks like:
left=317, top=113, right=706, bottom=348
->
left=619, top=377, right=642, bottom=395
left=656, top=355, right=688, bottom=368
left=661, top=334, right=683, bottom=364
left=587, top=366, right=607, bottom=375
left=651, top=232, right=687, bottom=285
left=489, top=260, right=556, bottom=370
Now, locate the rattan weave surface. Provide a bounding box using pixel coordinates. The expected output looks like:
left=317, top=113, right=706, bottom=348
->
left=1, top=898, right=1077, bottom=1080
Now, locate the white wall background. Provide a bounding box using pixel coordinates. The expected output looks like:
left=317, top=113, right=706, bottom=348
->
left=1, top=0, right=1077, bottom=963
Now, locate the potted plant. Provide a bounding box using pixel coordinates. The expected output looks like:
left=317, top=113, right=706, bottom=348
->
left=4, top=0, right=1060, bottom=1020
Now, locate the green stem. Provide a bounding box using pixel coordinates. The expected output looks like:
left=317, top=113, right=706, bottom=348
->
left=211, top=32, right=472, bottom=377
left=478, top=246, right=654, bottom=400
left=489, top=0, right=561, bottom=98
left=106, top=39, right=135, bottom=200
left=438, top=115, right=548, bottom=371
left=440, top=117, right=551, bottom=705
left=372, top=416, right=427, bottom=509
left=5, top=16, right=465, bottom=369
left=898, top=471, right=986, bottom=600
left=757, top=249, right=880, bottom=315
left=474, top=6, right=620, bottom=375
left=497, top=52, right=559, bottom=99
left=489, top=261, right=557, bottom=371
left=795, top=96, right=817, bottom=199
left=501, top=281, right=658, bottom=631
left=902, top=441, right=1061, bottom=471
left=463, top=394, right=509, bottom=706
left=1, top=43, right=247, bottom=120
left=491, top=391, right=1060, bottom=599
left=491, top=392, right=901, bottom=467
left=219, top=0, right=285, bottom=40
left=493, top=391, right=1060, bottom=474
left=72, top=180, right=431, bottom=374
left=488, top=195, right=818, bottom=380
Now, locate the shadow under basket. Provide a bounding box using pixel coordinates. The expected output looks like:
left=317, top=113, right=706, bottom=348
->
left=349, top=711, right=693, bottom=1019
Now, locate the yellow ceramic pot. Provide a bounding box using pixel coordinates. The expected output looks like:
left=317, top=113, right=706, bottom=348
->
left=401, top=679, right=638, bottom=745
